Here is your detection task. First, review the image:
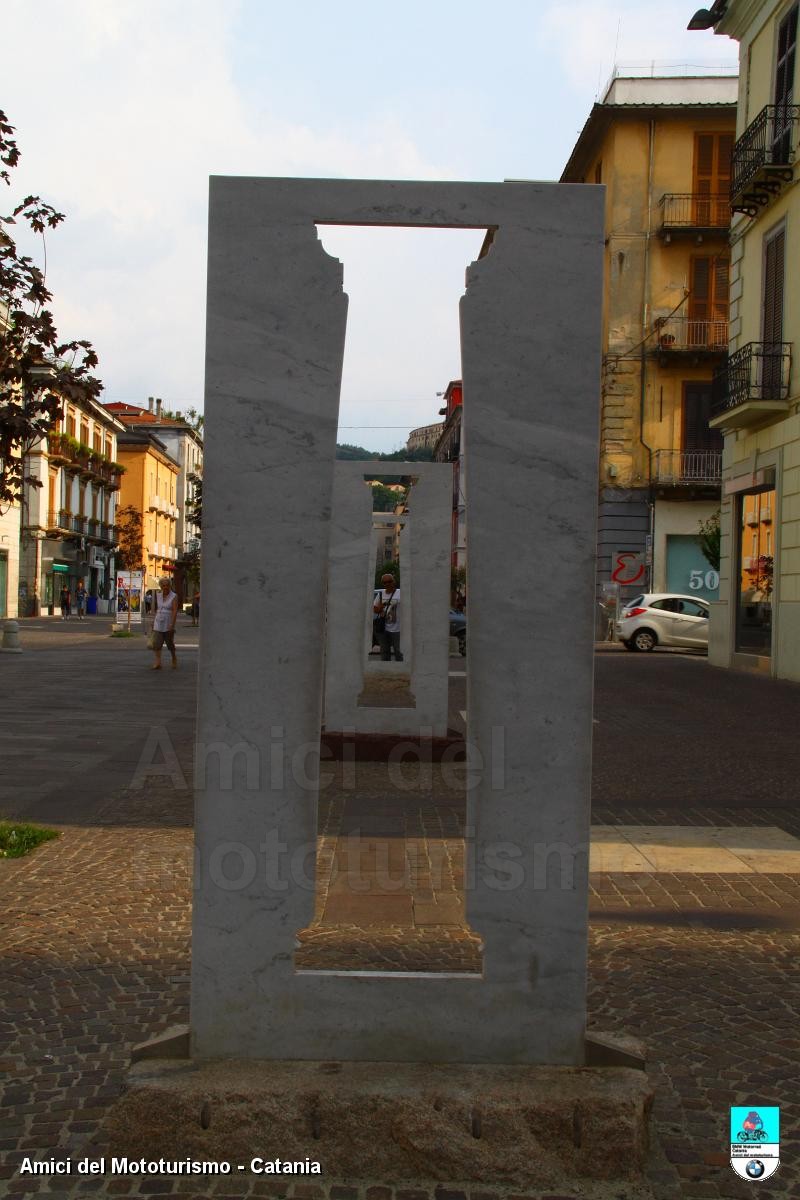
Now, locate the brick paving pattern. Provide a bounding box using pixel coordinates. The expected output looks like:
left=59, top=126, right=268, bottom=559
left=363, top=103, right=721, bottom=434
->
left=1, top=636, right=799, bottom=1198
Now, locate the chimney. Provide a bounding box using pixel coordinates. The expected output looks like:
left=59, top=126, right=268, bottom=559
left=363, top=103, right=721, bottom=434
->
left=148, top=396, right=154, bottom=412
left=156, top=397, right=162, bottom=420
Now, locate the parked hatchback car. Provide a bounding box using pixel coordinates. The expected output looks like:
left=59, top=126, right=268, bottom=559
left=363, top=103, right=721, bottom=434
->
left=449, top=609, right=466, bottom=656
left=617, top=593, right=710, bottom=652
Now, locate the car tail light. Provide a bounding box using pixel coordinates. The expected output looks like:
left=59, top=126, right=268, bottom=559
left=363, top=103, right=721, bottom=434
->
left=624, top=607, right=648, bottom=617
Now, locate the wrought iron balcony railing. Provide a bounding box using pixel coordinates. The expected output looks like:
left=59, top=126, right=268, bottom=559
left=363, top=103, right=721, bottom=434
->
left=712, top=342, right=792, bottom=415
left=654, top=315, right=728, bottom=353
left=659, top=193, right=730, bottom=232
left=71, top=515, right=88, bottom=535
left=731, top=105, right=800, bottom=214
left=47, top=509, right=71, bottom=531
left=654, top=449, right=722, bottom=486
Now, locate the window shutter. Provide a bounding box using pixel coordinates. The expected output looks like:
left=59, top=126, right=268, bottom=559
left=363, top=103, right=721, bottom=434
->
left=763, top=229, right=785, bottom=345
left=712, top=257, right=730, bottom=321
left=775, top=4, right=798, bottom=107
left=690, top=257, right=710, bottom=320
left=716, top=134, right=733, bottom=222
left=683, top=383, right=723, bottom=453
left=694, top=133, right=733, bottom=224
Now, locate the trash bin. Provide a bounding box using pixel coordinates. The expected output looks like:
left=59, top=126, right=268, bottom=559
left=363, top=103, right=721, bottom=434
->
left=87, top=596, right=98, bottom=616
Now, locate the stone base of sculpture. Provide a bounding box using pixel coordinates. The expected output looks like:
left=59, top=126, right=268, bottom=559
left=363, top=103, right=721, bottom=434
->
left=94, top=1035, right=654, bottom=1192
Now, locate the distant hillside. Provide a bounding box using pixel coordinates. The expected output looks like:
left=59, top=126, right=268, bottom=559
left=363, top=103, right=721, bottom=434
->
left=335, top=443, right=435, bottom=463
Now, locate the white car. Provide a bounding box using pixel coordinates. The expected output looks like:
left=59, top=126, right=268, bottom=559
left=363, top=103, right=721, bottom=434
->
left=617, top=593, right=710, bottom=652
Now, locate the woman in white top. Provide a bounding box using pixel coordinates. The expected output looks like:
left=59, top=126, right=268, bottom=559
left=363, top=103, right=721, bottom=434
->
left=151, top=576, right=178, bottom=670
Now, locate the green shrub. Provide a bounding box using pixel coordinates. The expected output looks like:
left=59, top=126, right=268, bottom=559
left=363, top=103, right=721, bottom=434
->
left=0, top=821, right=59, bottom=859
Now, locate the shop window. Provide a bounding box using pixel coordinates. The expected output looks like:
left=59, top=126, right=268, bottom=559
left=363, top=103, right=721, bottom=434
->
left=735, top=488, right=775, bottom=656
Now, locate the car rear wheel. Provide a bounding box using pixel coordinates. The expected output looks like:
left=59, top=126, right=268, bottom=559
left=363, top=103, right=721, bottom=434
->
left=632, top=628, right=657, bottom=652
left=623, top=639, right=637, bottom=651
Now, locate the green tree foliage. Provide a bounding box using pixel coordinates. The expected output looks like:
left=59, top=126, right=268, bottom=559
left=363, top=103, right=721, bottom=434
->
left=187, top=471, right=202, bottom=527
left=374, top=560, right=400, bottom=588
left=336, top=442, right=434, bottom=463
left=0, top=110, right=102, bottom=508
left=160, top=405, right=204, bottom=432
left=115, top=505, right=143, bottom=570
left=182, top=539, right=201, bottom=590
left=698, top=509, right=721, bottom=571
left=370, top=482, right=407, bottom=512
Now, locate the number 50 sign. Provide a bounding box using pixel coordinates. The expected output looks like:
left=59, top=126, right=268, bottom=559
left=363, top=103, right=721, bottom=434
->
left=690, top=568, right=720, bottom=591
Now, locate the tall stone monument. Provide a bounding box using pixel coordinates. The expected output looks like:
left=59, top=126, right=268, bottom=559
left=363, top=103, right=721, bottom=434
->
left=190, top=177, right=604, bottom=1065
left=100, top=177, right=655, bottom=1191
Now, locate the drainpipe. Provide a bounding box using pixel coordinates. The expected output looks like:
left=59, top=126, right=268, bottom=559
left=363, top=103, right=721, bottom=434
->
left=640, top=119, right=657, bottom=589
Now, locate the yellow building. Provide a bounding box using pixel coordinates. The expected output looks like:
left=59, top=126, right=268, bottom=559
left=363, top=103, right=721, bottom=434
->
left=19, top=396, right=125, bottom=615
left=116, top=430, right=180, bottom=589
left=562, top=71, right=738, bottom=613
left=691, top=0, right=800, bottom=679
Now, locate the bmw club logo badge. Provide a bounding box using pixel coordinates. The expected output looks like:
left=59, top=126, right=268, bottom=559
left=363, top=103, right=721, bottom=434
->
left=730, top=1106, right=780, bottom=1181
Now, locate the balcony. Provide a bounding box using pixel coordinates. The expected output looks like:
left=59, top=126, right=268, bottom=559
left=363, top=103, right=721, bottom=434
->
left=653, top=315, right=728, bottom=357
left=99, top=522, right=116, bottom=543
left=71, top=515, right=88, bottom=535
left=87, top=517, right=101, bottom=539
left=731, top=105, right=800, bottom=217
left=711, top=342, right=792, bottom=429
left=46, top=432, right=72, bottom=464
left=658, top=193, right=729, bottom=239
left=46, top=508, right=72, bottom=533
left=654, top=449, right=722, bottom=489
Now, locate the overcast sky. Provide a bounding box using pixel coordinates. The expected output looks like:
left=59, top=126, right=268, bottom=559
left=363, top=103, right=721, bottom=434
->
left=3, top=1, right=733, bottom=451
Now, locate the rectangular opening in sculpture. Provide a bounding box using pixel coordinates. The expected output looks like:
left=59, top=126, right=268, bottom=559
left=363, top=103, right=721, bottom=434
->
left=293, top=226, right=486, bottom=976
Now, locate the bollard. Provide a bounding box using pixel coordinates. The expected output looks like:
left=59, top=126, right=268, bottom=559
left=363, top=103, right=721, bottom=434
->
left=1, top=619, right=23, bottom=653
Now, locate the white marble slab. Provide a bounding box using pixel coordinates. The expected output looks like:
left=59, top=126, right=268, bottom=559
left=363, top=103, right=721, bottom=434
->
left=192, top=177, right=604, bottom=1066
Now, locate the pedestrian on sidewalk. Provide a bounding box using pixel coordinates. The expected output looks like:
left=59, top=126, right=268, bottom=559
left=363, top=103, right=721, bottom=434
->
left=75, top=581, right=87, bottom=621
left=59, top=584, right=71, bottom=620
left=151, top=576, right=178, bottom=671
left=374, top=572, right=403, bottom=662
left=191, top=589, right=200, bottom=627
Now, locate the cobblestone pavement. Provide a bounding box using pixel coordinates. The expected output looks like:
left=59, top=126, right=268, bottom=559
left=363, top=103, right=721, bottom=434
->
left=2, top=635, right=799, bottom=1198
left=2, top=763, right=799, bottom=1200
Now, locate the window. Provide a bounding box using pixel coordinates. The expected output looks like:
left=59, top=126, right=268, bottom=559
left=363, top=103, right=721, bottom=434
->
left=763, top=224, right=786, bottom=396
left=736, top=488, right=776, bottom=655
left=677, top=599, right=708, bottom=618
left=763, top=224, right=785, bottom=343
left=693, top=133, right=733, bottom=225
left=689, top=254, right=729, bottom=346
left=683, top=382, right=723, bottom=454
left=774, top=5, right=798, bottom=160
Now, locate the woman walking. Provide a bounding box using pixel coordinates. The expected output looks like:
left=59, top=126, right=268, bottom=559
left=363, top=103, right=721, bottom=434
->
left=151, top=576, right=178, bottom=670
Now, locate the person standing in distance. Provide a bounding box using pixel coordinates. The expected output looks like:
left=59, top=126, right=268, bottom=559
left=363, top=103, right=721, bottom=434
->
left=151, top=575, right=178, bottom=670
left=75, top=580, right=87, bottom=621
left=374, top=572, right=403, bottom=662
